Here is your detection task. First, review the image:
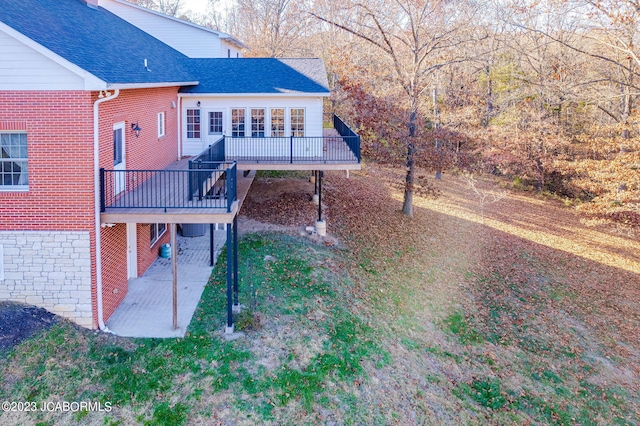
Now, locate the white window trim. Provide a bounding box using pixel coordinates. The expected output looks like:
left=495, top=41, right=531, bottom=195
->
left=270, top=108, right=285, bottom=138
left=0, top=131, right=29, bottom=191
left=250, top=108, right=266, bottom=138
left=158, top=112, right=165, bottom=138
left=150, top=223, right=167, bottom=247
left=185, top=108, right=201, bottom=140
left=290, top=108, right=305, bottom=137
left=231, top=108, right=246, bottom=138
left=208, top=110, right=224, bottom=135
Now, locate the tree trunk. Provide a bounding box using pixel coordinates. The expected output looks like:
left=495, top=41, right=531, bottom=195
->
left=402, top=110, right=417, bottom=217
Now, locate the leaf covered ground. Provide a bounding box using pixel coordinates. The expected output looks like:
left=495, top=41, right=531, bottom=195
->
left=0, top=167, right=638, bottom=425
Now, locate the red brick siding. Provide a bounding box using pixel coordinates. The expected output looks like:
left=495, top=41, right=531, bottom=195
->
left=0, top=91, right=100, bottom=328
left=0, top=91, right=94, bottom=231
left=98, top=88, right=180, bottom=323
left=0, top=88, right=181, bottom=327
left=136, top=223, right=171, bottom=276
left=100, top=224, right=127, bottom=321
left=97, top=88, right=179, bottom=171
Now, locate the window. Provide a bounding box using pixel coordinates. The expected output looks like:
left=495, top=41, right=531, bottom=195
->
left=1, top=132, right=28, bottom=189
left=231, top=109, right=245, bottom=137
left=150, top=223, right=166, bottom=247
left=186, top=109, right=200, bottom=139
left=271, top=108, right=285, bottom=137
left=158, top=112, right=165, bottom=137
left=208, top=111, right=223, bottom=134
left=291, top=108, right=305, bottom=137
left=251, top=109, right=265, bottom=137
left=227, top=49, right=231, bottom=58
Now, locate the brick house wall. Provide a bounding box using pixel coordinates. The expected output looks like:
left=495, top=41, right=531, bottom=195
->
left=0, top=91, right=95, bottom=327
left=97, top=87, right=180, bottom=323
left=0, top=87, right=180, bottom=328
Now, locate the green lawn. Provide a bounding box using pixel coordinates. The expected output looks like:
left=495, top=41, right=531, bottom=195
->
left=0, top=234, right=390, bottom=425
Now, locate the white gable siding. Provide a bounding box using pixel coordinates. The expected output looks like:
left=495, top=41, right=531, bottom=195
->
left=181, top=96, right=323, bottom=156
left=220, top=40, right=242, bottom=58
left=0, top=30, right=85, bottom=90
left=102, top=0, right=222, bottom=58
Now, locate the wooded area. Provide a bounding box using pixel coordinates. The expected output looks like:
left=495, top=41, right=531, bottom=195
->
left=136, top=0, right=639, bottom=225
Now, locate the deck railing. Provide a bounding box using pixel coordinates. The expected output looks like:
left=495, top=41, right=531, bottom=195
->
left=223, top=134, right=360, bottom=164
left=191, top=136, right=225, bottom=163
left=333, top=114, right=361, bottom=162
left=100, top=162, right=237, bottom=213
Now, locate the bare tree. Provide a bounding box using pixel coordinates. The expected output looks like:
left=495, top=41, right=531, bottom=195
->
left=311, top=0, right=479, bottom=216
left=227, top=0, right=313, bottom=57
left=128, top=0, right=185, bottom=17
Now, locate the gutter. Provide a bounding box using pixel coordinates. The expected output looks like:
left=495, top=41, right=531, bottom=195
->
left=93, top=89, right=120, bottom=332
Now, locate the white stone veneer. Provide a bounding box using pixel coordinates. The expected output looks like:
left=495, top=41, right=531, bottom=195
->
left=0, top=231, right=93, bottom=328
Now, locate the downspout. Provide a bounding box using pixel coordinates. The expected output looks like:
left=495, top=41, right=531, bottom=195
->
left=177, top=94, right=182, bottom=159
left=93, top=89, right=120, bottom=331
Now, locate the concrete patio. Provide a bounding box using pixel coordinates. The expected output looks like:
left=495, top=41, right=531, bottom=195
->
left=106, top=225, right=227, bottom=338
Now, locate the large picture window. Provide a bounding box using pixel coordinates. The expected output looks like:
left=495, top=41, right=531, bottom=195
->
left=251, top=108, right=265, bottom=137
left=231, top=109, right=245, bottom=137
left=186, top=109, right=200, bottom=139
left=290, top=108, right=305, bottom=137
left=0, top=132, right=28, bottom=188
left=208, top=111, right=223, bottom=134
left=150, top=223, right=166, bottom=247
left=271, top=108, right=285, bottom=137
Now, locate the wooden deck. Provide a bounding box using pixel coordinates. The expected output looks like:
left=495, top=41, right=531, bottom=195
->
left=230, top=129, right=361, bottom=171
left=101, top=165, right=255, bottom=224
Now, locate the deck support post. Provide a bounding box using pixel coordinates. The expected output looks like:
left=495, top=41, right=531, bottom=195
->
left=225, top=222, right=234, bottom=334
left=315, top=171, right=326, bottom=236
left=171, top=223, right=178, bottom=330
left=209, top=223, right=215, bottom=266
left=317, top=171, right=323, bottom=221
left=233, top=215, right=239, bottom=308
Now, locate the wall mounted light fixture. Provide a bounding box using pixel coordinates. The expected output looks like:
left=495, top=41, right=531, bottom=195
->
left=197, top=101, right=201, bottom=107
left=131, top=122, right=141, bottom=137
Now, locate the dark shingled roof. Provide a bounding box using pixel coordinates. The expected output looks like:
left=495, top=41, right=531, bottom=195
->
left=0, top=0, right=193, bottom=85
left=0, top=0, right=330, bottom=94
left=180, top=58, right=330, bottom=94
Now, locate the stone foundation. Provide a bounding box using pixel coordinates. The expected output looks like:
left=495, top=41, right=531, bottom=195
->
left=0, top=231, right=93, bottom=328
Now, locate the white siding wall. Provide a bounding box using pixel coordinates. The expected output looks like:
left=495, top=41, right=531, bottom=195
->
left=102, top=0, right=221, bottom=58
left=220, top=40, right=242, bottom=58
left=182, top=96, right=324, bottom=156
left=0, top=30, right=85, bottom=90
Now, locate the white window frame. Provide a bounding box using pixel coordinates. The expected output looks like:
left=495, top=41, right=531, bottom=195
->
left=150, top=223, right=167, bottom=247
left=186, top=109, right=201, bottom=139
left=231, top=108, right=246, bottom=137
left=251, top=108, right=265, bottom=137
left=208, top=111, right=223, bottom=135
left=0, top=131, right=29, bottom=191
left=270, top=108, right=285, bottom=137
left=158, top=112, right=165, bottom=138
left=290, top=108, right=305, bottom=137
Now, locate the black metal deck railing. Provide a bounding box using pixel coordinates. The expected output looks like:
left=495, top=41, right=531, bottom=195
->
left=100, top=162, right=237, bottom=213
left=223, top=134, right=360, bottom=164
left=333, top=114, right=361, bottom=162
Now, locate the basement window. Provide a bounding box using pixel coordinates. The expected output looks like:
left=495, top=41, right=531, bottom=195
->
left=150, top=223, right=166, bottom=247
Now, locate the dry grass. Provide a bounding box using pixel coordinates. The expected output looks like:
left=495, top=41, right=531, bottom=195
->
left=239, top=166, right=639, bottom=424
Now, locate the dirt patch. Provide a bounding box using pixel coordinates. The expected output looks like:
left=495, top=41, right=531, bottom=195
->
left=238, top=176, right=342, bottom=247
left=0, top=302, right=58, bottom=353
left=240, top=177, right=320, bottom=226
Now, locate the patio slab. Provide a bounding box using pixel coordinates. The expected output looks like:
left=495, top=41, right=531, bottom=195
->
left=106, top=226, right=227, bottom=338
